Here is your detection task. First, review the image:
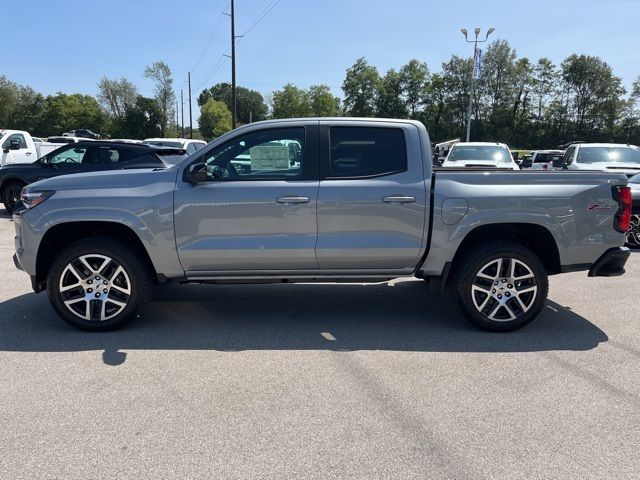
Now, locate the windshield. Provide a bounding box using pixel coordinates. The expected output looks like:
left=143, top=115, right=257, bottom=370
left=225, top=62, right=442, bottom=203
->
left=534, top=153, right=563, bottom=163
left=143, top=140, right=183, bottom=148
left=577, top=146, right=640, bottom=164
left=448, top=145, right=512, bottom=162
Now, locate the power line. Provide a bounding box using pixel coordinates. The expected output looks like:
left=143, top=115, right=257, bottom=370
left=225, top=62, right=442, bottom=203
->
left=189, top=4, right=229, bottom=74
left=191, top=0, right=284, bottom=95
left=237, top=0, right=282, bottom=42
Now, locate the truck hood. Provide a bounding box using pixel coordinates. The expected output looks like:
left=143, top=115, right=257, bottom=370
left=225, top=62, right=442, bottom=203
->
left=26, top=167, right=177, bottom=192
left=443, top=159, right=517, bottom=170
left=576, top=162, right=640, bottom=175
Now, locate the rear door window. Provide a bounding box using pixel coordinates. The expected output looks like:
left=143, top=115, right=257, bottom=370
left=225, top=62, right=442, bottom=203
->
left=328, top=127, right=407, bottom=178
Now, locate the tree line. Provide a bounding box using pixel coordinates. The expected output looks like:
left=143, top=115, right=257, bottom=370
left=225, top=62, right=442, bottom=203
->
left=1, top=40, right=639, bottom=147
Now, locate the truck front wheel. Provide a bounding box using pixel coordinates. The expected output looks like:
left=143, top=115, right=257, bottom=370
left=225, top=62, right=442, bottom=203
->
left=452, top=241, right=548, bottom=331
left=46, top=237, right=152, bottom=331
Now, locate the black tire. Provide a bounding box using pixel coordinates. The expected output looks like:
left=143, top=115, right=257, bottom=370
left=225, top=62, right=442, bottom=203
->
left=451, top=241, right=548, bottom=332
left=46, top=237, right=152, bottom=331
left=2, top=181, right=24, bottom=214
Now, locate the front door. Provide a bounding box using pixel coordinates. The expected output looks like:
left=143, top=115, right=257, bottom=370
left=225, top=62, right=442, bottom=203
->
left=1, top=133, right=32, bottom=165
left=174, top=124, right=320, bottom=274
left=316, top=122, right=428, bottom=272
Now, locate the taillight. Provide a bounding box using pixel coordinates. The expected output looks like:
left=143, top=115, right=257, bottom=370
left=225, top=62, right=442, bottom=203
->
left=612, top=186, right=632, bottom=233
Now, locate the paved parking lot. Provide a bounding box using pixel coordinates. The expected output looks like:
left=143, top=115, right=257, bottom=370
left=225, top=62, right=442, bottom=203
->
left=1, top=210, right=639, bottom=479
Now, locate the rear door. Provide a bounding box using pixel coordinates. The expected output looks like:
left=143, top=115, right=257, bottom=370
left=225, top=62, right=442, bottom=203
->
left=316, top=122, right=428, bottom=272
left=174, top=123, right=320, bottom=273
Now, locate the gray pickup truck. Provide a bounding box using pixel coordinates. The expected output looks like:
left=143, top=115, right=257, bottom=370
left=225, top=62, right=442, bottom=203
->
left=12, top=118, right=632, bottom=332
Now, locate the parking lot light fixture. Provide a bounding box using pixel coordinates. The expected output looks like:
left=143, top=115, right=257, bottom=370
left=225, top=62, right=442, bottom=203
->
left=460, top=27, right=495, bottom=142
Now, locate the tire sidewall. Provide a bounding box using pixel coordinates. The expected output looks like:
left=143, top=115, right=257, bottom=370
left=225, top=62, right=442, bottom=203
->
left=2, top=182, right=23, bottom=214
left=47, top=239, right=149, bottom=331
left=456, top=244, right=548, bottom=332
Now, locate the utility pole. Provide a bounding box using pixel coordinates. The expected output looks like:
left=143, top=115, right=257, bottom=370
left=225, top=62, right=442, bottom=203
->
left=188, top=72, right=193, bottom=139
left=460, top=27, right=494, bottom=142
left=175, top=100, right=179, bottom=135
left=230, top=0, right=237, bottom=129
left=180, top=89, right=185, bottom=137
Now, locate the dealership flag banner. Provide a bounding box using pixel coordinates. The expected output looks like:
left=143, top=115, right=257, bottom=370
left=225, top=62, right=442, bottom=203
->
left=473, top=47, right=484, bottom=79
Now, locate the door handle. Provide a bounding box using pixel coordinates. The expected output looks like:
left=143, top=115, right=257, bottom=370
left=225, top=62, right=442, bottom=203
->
left=25, top=152, right=32, bottom=156
left=276, top=196, right=310, bottom=204
left=382, top=195, right=416, bottom=204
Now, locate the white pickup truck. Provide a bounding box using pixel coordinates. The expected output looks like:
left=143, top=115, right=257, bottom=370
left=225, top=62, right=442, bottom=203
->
left=0, top=130, right=62, bottom=167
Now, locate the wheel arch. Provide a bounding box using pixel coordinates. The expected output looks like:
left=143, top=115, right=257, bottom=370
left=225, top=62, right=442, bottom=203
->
left=35, top=221, right=158, bottom=289
left=450, top=223, right=561, bottom=278
left=0, top=177, right=27, bottom=197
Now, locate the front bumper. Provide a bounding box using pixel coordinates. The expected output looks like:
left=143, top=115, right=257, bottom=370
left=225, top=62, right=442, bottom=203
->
left=588, top=247, right=630, bottom=277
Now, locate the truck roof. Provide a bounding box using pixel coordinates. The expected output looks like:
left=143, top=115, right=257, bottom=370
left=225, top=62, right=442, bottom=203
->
left=578, top=143, right=639, bottom=149
left=451, top=142, right=509, bottom=147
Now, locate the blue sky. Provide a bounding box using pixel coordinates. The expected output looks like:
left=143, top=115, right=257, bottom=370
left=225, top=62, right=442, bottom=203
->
left=2, top=0, right=639, bottom=118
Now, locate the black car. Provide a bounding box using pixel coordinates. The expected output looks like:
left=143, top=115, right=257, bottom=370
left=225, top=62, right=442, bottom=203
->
left=64, top=129, right=101, bottom=139
left=0, top=141, right=174, bottom=213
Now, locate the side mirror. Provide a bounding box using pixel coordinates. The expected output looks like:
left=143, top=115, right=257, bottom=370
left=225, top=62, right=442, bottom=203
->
left=183, top=161, right=209, bottom=183
left=8, top=139, right=21, bottom=150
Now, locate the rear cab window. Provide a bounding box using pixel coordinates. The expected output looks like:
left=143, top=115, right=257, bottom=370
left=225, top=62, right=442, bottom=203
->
left=328, top=127, right=407, bottom=178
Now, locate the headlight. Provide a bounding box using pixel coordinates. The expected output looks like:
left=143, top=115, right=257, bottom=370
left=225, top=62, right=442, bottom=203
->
left=20, top=189, right=55, bottom=209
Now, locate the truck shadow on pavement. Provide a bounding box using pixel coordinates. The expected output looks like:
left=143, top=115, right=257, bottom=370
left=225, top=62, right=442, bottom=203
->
left=0, top=280, right=608, bottom=365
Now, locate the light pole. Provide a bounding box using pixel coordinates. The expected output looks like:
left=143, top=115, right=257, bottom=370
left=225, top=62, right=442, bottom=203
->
left=461, top=27, right=494, bottom=142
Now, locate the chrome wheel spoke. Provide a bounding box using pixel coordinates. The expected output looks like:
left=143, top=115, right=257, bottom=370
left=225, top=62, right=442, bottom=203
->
left=471, top=256, right=538, bottom=323
left=515, top=295, right=529, bottom=313
left=95, top=257, right=111, bottom=276
left=488, top=303, right=502, bottom=320
left=503, top=303, right=517, bottom=320
left=111, top=282, right=130, bottom=295
left=59, top=254, right=131, bottom=322
left=517, top=286, right=537, bottom=295
left=79, top=257, right=95, bottom=275
left=64, top=298, right=89, bottom=320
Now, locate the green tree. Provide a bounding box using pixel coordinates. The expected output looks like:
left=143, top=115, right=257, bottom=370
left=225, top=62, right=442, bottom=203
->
left=400, top=59, right=430, bottom=117
left=97, top=77, right=138, bottom=118
left=376, top=69, right=407, bottom=118
left=342, top=57, right=380, bottom=117
left=144, top=61, right=175, bottom=136
left=197, top=83, right=268, bottom=124
left=441, top=55, right=473, bottom=136
left=111, top=96, right=163, bottom=139
left=38, top=93, right=107, bottom=136
left=308, top=85, right=341, bottom=116
left=0, top=76, right=45, bottom=134
left=271, top=84, right=312, bottom=118
left=562, top=54, right=625, bottom=137
left=198, top=99, right=233, bottom=140
left=532, top=58, right=559, bottom=120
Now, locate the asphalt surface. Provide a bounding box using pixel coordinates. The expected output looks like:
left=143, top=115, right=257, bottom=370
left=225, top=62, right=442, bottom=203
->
left=1, top=210, right=639, bottom=479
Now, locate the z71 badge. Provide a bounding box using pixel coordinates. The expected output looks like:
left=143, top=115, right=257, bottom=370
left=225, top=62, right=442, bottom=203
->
left=587, top=203, right=613, bottom=210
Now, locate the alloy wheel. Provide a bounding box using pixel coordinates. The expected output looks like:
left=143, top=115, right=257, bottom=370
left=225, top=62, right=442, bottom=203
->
left=4, top=184, right=21, bottom=212
left=471, top=257, right=538, bottom=322
left=58, top=254, right=131, bottom=321
left=626, top=215, right=640, bottom=249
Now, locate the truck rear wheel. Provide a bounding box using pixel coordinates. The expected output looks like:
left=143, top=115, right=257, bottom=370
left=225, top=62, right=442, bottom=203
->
left=46, top=237, right=152, bottom=331
left=452, top=241, right=548, bottom=331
